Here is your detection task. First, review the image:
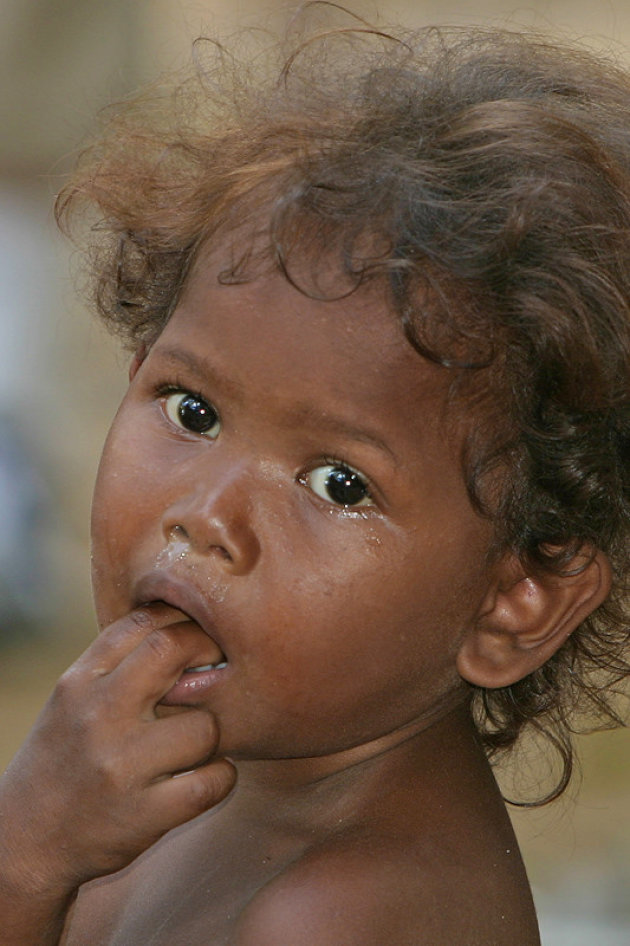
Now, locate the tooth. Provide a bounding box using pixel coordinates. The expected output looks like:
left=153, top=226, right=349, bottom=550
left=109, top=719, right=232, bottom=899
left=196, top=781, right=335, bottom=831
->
left=184, top=661, right=228, bottom=673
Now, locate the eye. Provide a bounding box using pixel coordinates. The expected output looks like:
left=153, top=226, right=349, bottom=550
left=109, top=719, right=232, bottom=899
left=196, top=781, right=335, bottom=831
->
left=306, top=462, right=373, bottom=507
left=163, top=391, right=221, bottom=438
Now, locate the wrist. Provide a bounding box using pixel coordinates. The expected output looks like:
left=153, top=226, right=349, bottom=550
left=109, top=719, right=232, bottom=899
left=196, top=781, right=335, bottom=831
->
left=0, top=810, right=80, bottom=903
left=0, top=856, right=77, bottom=946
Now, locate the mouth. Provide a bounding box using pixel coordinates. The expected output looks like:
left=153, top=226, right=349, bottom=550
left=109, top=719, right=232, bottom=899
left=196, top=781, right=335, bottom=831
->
left=184, top=659, right=229, bottom=673
left=152, top=602, right=229, bottom=706
left=133, top=573, right=230, bottom=675
left=160, top=657, right=229, bottom=706
left=154, top=604, right=230, bottom=675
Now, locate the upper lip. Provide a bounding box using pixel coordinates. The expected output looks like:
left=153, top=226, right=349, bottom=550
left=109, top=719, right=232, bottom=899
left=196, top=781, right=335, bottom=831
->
left=133, top=570, right=227, bottom=658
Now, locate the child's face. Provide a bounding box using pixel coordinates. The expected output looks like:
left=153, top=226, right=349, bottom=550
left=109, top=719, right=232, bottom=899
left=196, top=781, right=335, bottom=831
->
left=91, top=243, right=496, bottom=761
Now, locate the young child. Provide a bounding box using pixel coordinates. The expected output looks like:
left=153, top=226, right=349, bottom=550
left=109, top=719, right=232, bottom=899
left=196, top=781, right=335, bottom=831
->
left=1, top=11, right=629, bottom=945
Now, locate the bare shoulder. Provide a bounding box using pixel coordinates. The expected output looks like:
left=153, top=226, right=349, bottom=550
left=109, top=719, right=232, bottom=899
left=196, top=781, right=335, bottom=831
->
left=230, top=831, right=540, bottom=946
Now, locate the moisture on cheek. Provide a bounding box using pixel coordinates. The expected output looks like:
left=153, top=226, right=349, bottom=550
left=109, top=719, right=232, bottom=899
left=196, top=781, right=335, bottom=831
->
left=334, top=507, right=371, bottom=520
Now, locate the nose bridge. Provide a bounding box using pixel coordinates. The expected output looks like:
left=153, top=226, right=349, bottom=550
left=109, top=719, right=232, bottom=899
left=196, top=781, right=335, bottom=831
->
left=161, top=450, right=261, bottom=573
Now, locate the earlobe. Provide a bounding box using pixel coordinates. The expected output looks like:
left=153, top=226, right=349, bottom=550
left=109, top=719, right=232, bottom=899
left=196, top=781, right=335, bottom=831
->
left=457, top=547, right=612, bottom=689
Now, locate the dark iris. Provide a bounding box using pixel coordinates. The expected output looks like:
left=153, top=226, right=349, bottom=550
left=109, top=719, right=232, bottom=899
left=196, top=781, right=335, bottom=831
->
left=178, top=394, right=219, bottom=434
left=326, top=466, right=368, bottom=506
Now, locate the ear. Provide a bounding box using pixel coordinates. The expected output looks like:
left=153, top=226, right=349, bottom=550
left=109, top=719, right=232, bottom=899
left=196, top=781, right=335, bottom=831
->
left=457, top=547, right=612, bottom=688
left=128, top=343, right=148, bottom=382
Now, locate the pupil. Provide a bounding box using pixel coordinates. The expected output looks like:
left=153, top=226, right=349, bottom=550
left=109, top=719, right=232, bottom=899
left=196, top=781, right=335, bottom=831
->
left=326, top=467, right=367, bottom=506
left=179, top=395, right=217, bottom=433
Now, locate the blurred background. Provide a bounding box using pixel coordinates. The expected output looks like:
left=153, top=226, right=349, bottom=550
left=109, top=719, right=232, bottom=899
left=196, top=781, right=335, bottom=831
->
left=1, top=2, right=629, bottom=943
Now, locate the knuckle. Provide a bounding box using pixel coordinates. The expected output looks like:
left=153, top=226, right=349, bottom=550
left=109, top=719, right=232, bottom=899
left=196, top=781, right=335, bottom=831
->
left=51, top=665, right=82, bottom=704
left=128, top=606, right=157, bottom=630
left=188, top=710, right=219, bottom=747
left=143, top=626, right=181, bottom=663
left=182, top=765, right=232, bottom=813
left=173, top=712, right=220, bottom=767
left=91, top=745, right=133, bottom=794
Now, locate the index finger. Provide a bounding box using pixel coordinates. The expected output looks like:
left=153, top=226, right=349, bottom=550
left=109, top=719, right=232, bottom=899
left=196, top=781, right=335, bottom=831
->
left=108, top=618, right=225, bottom=712
left=71, top=603, right=192, bottom=679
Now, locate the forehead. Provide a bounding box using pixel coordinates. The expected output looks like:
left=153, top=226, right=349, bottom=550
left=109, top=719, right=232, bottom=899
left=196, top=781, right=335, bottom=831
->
left=166, top=242, right=461, bottom=443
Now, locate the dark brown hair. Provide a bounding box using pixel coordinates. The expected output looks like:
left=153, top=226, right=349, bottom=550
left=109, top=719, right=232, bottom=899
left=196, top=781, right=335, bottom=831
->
left=57, top=6, right=630, bottom=802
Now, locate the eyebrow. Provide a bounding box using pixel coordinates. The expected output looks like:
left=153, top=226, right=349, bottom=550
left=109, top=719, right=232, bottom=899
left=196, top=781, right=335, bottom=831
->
left=152, top=346, right=246, bottom=400
left=288, top=404, right=396, bottom=461
left=153, top=345, right=396, bottom=462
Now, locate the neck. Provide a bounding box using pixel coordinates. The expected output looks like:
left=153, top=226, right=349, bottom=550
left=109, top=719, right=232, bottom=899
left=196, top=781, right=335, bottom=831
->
left=227, top=698, right=483, bottom=830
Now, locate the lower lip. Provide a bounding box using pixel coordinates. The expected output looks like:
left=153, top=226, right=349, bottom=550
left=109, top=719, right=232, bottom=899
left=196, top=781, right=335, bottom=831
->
left=160, top=666, right=228, bottom=705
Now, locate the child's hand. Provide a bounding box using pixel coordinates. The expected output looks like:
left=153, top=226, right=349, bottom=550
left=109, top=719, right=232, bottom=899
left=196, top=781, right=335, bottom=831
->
left=0, top=603, right=236, bottom=906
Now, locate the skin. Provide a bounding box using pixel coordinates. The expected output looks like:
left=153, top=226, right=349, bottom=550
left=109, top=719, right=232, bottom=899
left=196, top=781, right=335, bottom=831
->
left=0, top=244, right=541, bottom=944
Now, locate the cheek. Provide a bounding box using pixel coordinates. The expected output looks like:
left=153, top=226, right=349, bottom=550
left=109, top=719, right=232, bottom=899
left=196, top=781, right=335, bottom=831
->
left=243, top=560, right=470, bottom=752
left=93, top=403, right=167, bottom=534
left=314, top=518, right=485, bottom=629
left=260, top=520, right=485, bottom=682
left=92, top=438, right=132, bottom=556
left=90, top=452, right=130, bottom=626
left=90, top=420, right=165, bottom=621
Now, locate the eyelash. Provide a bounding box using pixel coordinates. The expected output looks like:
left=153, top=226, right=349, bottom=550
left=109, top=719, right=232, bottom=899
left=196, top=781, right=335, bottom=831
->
left=155, top=381, right=204, bottom=400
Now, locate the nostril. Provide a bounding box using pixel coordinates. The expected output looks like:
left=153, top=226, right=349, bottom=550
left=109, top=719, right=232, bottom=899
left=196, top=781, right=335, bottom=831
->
left=161, top=487, right=260, bottom=574
left=156, top=524, right=192, bottom=569
left=164, top=523, right=234, bottom=565
left=169, top=524, right=188, bottom=540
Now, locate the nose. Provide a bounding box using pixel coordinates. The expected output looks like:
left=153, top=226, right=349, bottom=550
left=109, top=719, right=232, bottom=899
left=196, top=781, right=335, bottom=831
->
left=161, top=459, right=261, bottom=575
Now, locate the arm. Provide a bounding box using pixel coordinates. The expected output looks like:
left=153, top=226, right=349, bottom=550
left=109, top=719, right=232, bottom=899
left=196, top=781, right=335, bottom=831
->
left=0, top=864, right=76, bottom=946
left=0, top=604, right=236, bottom=945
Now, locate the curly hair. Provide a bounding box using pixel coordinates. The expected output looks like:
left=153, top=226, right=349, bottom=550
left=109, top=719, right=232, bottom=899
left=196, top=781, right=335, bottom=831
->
left=56, top=7, right=630, bottom=802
